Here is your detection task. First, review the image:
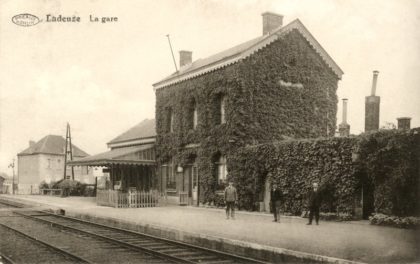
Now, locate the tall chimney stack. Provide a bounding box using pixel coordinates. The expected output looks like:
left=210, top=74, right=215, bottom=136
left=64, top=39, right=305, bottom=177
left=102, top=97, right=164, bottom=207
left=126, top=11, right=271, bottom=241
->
left=365, top=71, right=381, bottom=132
left=179, top=50, right=192, bottom=67
left=262, top=12, right=283, bottom=35
left=339, top=98, right=350, bottom=137
left=397, top=117, right=411, bottom=130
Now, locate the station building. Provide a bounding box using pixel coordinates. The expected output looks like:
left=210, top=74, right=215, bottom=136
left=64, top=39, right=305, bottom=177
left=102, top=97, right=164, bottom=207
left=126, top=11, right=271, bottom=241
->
left=69, top=12, right=343, bottom=209
left=152, top=12, right=343, bottom=207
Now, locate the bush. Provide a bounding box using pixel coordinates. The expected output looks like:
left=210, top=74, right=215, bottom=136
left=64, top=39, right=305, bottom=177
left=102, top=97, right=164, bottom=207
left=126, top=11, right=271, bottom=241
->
left=301, top=211, right=353, bottom=221
left=39, top=181, right=56, bottom=189
left=369, top=213, right=420, bottom=229
left=358, top=128, right=420, bottom=216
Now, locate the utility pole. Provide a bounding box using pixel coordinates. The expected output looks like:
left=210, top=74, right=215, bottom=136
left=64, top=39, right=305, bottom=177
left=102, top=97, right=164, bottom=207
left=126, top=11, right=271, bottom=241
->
left=63, top=123, right=75, bottom=180
left=8, top=159, right=15, bottom=195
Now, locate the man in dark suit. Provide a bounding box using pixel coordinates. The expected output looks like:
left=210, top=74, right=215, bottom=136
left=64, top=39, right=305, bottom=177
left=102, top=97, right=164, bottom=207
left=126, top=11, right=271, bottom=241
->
left=307, top=182, right=322, bottom=225
left=271, top=184, right=283, bottom=222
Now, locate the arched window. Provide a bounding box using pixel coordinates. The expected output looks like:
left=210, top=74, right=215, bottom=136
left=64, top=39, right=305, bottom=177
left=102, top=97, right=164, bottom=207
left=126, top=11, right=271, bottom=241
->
left=189, top=100, right=198, bottom=130
left=193, top=104, right=198, bottom=129
left=220, top=96, right=226, bottom=124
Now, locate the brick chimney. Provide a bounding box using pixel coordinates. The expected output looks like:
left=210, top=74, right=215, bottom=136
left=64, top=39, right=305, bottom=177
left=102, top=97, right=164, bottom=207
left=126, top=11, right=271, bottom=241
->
left=339, top=99, right=350, bottom=137
left=179, top=50, right=192, bottom=67
left=397, top=117, right=411, bottom=130
left=365, top=71, right=380, bottom=132
left=262, top=12, right=283, bottom=35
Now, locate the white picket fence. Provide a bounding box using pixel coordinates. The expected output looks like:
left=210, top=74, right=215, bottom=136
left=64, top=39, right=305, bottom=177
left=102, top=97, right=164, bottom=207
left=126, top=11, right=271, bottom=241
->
left=96, top=189, right=162, bottom=208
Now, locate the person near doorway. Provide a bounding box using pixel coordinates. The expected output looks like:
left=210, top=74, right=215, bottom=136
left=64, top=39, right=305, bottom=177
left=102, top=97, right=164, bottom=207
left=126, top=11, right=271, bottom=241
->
left=224, top=181, right=237, bottom=220
left=270, top=184, right=283, bottom=222
left=307, top=182, right=322, bottom=225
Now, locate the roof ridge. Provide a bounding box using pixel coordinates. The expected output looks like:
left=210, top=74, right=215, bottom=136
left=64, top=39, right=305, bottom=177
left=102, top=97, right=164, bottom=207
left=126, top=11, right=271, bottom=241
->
left=153, top=19, right=343, bottom=90
left=40, top=135, right=49, bottom=153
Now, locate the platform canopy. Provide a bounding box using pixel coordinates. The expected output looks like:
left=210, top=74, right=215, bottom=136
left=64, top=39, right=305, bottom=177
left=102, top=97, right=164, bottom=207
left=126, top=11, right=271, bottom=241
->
left=67, top=144, right=155, bottom=167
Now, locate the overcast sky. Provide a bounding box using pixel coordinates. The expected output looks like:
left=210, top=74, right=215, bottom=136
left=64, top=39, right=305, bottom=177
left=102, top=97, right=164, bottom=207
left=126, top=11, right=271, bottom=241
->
left=0, top=0, right=419, bottom=175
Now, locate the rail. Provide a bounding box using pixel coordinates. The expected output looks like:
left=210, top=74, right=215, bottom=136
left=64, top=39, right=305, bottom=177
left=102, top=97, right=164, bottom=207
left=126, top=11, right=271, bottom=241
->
left=15, top=210, right=267, bottom=264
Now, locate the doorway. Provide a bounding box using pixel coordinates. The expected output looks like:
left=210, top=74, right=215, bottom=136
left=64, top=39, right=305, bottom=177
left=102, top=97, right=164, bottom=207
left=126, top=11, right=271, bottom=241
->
left=183, top=164, right=199, bottom=206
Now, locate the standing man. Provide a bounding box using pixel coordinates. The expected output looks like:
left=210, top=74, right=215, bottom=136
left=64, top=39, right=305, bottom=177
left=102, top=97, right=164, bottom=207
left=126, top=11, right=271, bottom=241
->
left=271, top=184, right=283, bottom=222
left=307, top=182, right=322, bottom=225
left=224, top=181, right=237, bottom=220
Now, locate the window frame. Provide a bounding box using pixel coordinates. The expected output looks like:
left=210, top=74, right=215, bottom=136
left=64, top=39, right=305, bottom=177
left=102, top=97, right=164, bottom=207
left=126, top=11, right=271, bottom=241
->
left=215, top=155, right=227, bottom=186
left=220, top=96, right=226, bottom=124
left=163, top=159, right=175, bottom=190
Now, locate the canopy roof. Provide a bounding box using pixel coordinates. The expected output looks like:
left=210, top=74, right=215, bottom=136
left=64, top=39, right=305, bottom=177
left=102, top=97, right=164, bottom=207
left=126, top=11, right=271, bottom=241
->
left=68, top=144, right=155, bottom=167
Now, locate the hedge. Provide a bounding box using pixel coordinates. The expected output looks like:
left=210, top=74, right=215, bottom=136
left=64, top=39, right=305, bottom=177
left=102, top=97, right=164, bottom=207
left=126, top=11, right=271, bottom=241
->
left=358, top=128, right=420, bottom=216
left=230, top=137, right=359, bottom=213
left=229, top=128, right=419, bottom=217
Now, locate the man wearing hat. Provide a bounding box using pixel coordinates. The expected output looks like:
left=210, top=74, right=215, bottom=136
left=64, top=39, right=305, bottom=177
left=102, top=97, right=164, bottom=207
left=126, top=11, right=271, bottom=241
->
left=307, top=182, right=322, bottom=225
left=224, top=181, right=237, bottom=220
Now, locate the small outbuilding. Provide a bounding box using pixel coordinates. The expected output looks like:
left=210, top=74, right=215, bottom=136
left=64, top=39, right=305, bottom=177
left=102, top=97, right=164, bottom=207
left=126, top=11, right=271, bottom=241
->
left=68, top=119, right=159, bottom=208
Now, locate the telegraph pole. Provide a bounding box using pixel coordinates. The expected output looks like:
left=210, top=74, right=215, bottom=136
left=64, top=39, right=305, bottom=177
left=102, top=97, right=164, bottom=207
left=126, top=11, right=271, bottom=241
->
left=63, top=123, right=75, bottom=180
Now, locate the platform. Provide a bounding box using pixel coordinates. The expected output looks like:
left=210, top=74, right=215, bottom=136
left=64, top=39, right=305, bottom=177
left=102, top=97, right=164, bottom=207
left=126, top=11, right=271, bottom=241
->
left=0, top=194, right=418, bottom=263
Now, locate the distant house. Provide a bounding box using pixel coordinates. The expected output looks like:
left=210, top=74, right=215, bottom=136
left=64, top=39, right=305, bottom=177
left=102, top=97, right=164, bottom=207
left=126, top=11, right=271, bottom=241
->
left=69, top=119, right=156, bottom=200
left=17, top=135, right=94, bottom=194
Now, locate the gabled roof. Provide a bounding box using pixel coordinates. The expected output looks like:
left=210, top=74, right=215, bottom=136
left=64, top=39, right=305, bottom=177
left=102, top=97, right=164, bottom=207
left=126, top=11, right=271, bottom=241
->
left=108, top=119, right=156, bottom=145
left=153, top=19, right=343, bottom=90
left=18, top=135, right=89, bottom=157
left=67, top=144, right=155, bottom=166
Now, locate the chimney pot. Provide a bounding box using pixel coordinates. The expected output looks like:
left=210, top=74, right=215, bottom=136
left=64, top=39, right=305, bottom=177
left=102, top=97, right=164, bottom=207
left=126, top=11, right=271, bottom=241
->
left=339, top=98, right=350, bottom=137
left=342, top=98, right=348, bottom=124
left=179, top=50, right=192, bottom=68
left=262, top=12, right=283, bottom=35
left=371, top=70, right=379, bottom=96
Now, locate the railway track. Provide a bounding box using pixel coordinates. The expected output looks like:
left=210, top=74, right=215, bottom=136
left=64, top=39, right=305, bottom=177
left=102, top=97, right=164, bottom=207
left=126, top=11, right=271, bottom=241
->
left=0, top=199, right=267, bottom=263
left=0, top=224, right=85, bottom=264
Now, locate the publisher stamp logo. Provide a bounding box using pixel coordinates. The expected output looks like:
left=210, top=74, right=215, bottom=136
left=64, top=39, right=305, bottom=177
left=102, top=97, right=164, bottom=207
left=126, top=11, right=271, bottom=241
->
left=12, top=14, right=40, bottom=27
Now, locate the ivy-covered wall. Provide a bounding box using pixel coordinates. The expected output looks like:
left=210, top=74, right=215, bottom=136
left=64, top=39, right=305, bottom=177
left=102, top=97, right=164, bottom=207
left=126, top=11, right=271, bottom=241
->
left=229, top=137, right=360, bottom=213
left=155, top=29, right=340, bottom=203
left=230, top=128, right=420, bottom=217
left=358, top=128, right=420, bottom=216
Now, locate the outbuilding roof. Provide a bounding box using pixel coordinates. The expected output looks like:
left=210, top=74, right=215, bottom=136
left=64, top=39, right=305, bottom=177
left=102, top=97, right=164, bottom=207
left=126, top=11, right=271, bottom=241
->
left=153, top=19, right=343, bottom=90
left=108, top=119, right=156, bottom=145
left=18, top=135, right=89, bottom=157
left=67, top=144, right=155, bottom=166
